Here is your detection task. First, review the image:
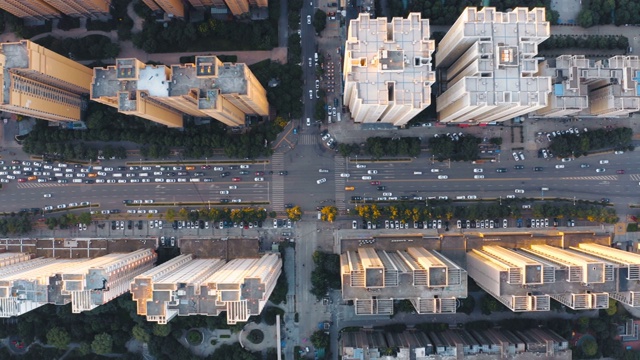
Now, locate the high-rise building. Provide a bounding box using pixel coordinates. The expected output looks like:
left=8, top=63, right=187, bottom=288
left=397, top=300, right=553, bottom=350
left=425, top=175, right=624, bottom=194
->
left=140, top=0, right=185, bottom=18
left=0, top=249, right=157, bottom=317
left=131, top=253, right=282, bottom=324
left=340, top=247, right=467, bottom=315
left=0, top=40, right=93, bottom=122
left=343, top=13, right=436, bottom=127
left=435, top=7, right=551, bottom=124
left=0, top=0, right=110, bottom=20
left=537, top=55, right=640, bottom=118
left=92, top=56, right=269, bottom=128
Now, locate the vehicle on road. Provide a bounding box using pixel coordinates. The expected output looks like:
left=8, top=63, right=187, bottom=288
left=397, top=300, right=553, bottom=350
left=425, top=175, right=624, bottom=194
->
left=352, top=221, right=357, bottom=229
left=340, top=173, right=350, bottom=178
left=514, top=165, right=524, bottom=169
left=473, top=175, right=484, bottom=179
left=307, top=15, right=311, bottom=24
left=473, top=168, right=483, bottom=173
left=43, top=194, right=51, bottom=198
left=561, top=158, right=572, bottom=162
left=600, top=160, right=609, bottom=164
left=367, top=170, right=377, bottom=174
left=555, top=164, right=565, bottom=169
left=534, top=167, right=543, bottom=171
left=496, top=168, right=507, bottom=173
left=317, top=178, right=327, bottom=184
left=356, top=164, right=366, bottom=168
left=254, top=177, right=264, bottom=181
left=438, top=175, right=448, bottom=179
left=361, top=176, right=371, bottom=180
left=580, top=164, right=590, bottom=168
left=596, top=168, right=606, bottom=173
left=515, top=189, right=525, bottom=193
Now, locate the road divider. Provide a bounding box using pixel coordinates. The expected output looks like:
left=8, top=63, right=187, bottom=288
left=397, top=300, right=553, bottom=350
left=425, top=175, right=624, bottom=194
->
left=124, top=201, right=270, bottom=207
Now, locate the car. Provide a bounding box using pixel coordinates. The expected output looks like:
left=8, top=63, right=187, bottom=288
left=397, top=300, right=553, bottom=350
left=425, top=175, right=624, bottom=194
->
left=617, top=169, right=625, bottom=174
left=456, top=220, right=461, bottom=229
left=57, top=204, right=66, bottom=209
left=213, top=167, right=223, bottom=171
left=317, top=178, right=327, bottom=184
left=561, top=158, right=572, bottom=162
left=315, top=80, right=319, bottom=89
left=503, top=219, right=508, bottom=228
left=279, top=171, right=288, bottom=175
left=254, top=177, right=264, bottom=181
left=473, top=168, right=483, bottom=173
left=382, top=192, right=392, bottom=197
left=518, top=152, right=525, bottom=161
left=534, top=167, right=543, bottom=171
left=580, top=164, right=590, bottom=168
left=599, top=160, right=609, bottom=164
left=376, top=186, right=386, bottom=191
left=515, top=189, right=525, bottom=193
left=506, top=195, right=516, bottom=199
left=361, top=176, right=372, bottom=180
left=430, top=169, right=440, bottom=173
left=512, top=152, right=519, bottom=161
left=367, top=170, right=377, bottom=174
left=240, top=165, right=249, bottom=169
left=438, top=175, right=448, bottom=179
left=229, top=185, right=237, bottom=189
left=514, top=165, right=524, bottom=170
left=496, top=168, right=507, bottom=173
left=555, top=164, right=565, bottom=169
left=340, top=173, right=350, bottom=178
left=232, top=177, right=241, bottom=182
left=309, top=90, right=313, bottom=99
left=596, top=168, right=606, bottom=173
left=474, top=175, right=484, bottom=179
left=43, top=193, right=52, bottom=198
left=356, top=164, right=366, bottom=169
left=273, top=219, right=278, bottom=228
left=307, top=14, right=311, bottom=24
left=614, top=150, right=624, bottom=154
left=220, top=190, right=229, bottom=195
left=352, top=220, right=357, bottom=229
left=306, top=118, right=311, bottom=126
left=370, top=181, right=380, bottom=185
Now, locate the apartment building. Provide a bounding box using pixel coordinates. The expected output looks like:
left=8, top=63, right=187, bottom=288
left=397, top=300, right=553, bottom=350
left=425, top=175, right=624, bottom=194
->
left=140, top=0, right=185, bottom=18
left=435, top=7, right=551, bottom=124
left=340, top=247, right=467, bottom=315
left=131, top=253, right=282, bottom=324
left=537, top=55, right=640, bottom=117
left=341, top=328, right=570, bottom=360
left=343, top=13, right=436, bottom=127
left=0, top=249, right=156, bottom=317
left=0, top=0, right=109, bottom=20
left=91, top=56, right=268, bottom=128
left=0, top=40, right=93, bottom=122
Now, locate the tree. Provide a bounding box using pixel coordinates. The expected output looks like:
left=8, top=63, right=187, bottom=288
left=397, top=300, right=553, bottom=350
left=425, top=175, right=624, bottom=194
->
left=165, top=209, right=176, bottom=221
left=178, top=208, right=188, bottom=219
left=310, top=330, right=330, bottom=349
left=132, top=325, right=150, bottom=343
left=91, top=333, right=113, bottom=355
left=286, top=205, right=303, bottom=221
left=581, top=337, right=598, bottom=357
left=313, top=9, right=327, bottom=34
left=77, top=212, right=92, bottom=225
left=320, top=206, right=337, bottom=222
left=46, top=327, right=71, bottom=349
left=152, top=323, right=172, bottom=337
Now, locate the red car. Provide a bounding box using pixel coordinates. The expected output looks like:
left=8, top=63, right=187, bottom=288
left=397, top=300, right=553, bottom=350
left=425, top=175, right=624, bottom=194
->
left=255, top=171, right=264, bottom=176
left=370, top=181, right=380, bottom=185
left=201, top=165, right=211, bottom=170
left=617, top=169, right=625, bottom=174
left=17, top=178, right=26, bottom=183
left=232, top=177, right=241, bottom=182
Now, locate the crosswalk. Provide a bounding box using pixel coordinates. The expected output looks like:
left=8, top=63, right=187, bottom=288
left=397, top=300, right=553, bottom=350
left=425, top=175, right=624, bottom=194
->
left=298, top=134, right=317, bottom=145
left=271, top=153, right=285, bottom=210
left=630, top=174, right=640, bottom=181
left=560, top=175, right=619, bottom=181
left=335, top=157, right=346, bottom=211
left=17, top=183, right=68, bottom=189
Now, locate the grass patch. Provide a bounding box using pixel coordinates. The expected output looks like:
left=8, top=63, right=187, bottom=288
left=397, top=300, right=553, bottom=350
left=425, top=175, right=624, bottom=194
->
left=627, top=223, right=638, bottom=232
left=186, top=329, right=203, bottom=345
left=247, top=329, right=264, bottom=344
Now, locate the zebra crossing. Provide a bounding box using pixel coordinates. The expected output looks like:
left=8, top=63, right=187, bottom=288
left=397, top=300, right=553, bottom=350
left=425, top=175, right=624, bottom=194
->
left=335, top=157, right=346, bottom=210
left=270, top=153, right=285, bottom=210
left=560, top=175, right=619, bottom=181
left=630, top=174, right=640, bottom=181
left=297, top=134, right=317, bottom=145
left=17, top=182, right=68, bottom=189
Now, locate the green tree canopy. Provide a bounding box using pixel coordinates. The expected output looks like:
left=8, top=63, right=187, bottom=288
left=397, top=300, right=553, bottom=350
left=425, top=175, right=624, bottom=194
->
left=46, top=327, right=71, bottom=349
left=91, top=333, right=113, bottom=355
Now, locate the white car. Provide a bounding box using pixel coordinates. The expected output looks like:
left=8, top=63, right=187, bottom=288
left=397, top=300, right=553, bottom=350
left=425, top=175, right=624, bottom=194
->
left=352, top=220, right=357, bottom=229
left=430, top=169, right=440, bottom=173
left=356, top=164, right=366, bottom=168
left=506, top=195, right=515, bottom=199
left=57, top=204, right=66, bottom=209
left=144, top=200, right=154, bottom=204
left=382, top=192, right=392, bottom=196
left=309, top=90, right=313, bottom=99
left=317, top=178, right=327, bottom=184
left=614, top=151, right=624, bottom=155
left=473, top=168, right=483, bottom=173
left=555, top=164, right=565, bottom=169
left=229, top=185, right=237, bottom=189
left=220, top=190, right=229, bottom=195
left=561, top=158, right=572, bottom=162
left=240, top=165, right=249, bottom=169
left=596, top=168, right=606, bottom=173
left=438, top=175, right=448, bottom=179
left=515, top=189, right=525, bottom=193
left=306, top=118, right=311, bottom=126
left=148, top=210, right=158, bottom=214
left=254, top=177, right=264, bottom=181
left=599, top=160, right=609, bottom=164
left=512, top=152, right=519, bottom=161
left=315, top=80, right=319, bottom=89
left=474, top=175, right=484, bottom=179
left=118, top=179, right=127, bottom=183
left=340, top=173, right=350, bottom=178
left=367, top=170, right=377, bottom=174
left=361, top=176, right=372, bottom=180
left=213, top=167, right=224, bottom=171
left=307, top=15, right=311, bottom=24
left=43, top=193, right=52, bottom=198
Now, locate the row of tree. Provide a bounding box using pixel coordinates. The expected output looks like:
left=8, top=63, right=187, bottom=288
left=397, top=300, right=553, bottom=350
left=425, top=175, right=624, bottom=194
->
left=0, top=213, right=33, bottom=235
left=539, top=35, right=629, bottom=51
left=44, top=213, right=92, bottom=229
left=549, top=127, right=633, bottom=158
left=34, top=35, right=120, bottom=61
left=165, top=207, right=269, bottom=224
left=310, top=251, right=341, bottom=300
left=427, top=134, right=481, bottom=162
left=578, top=0, right=640, bottom=27
left=337, top=136, right=422, bottom=159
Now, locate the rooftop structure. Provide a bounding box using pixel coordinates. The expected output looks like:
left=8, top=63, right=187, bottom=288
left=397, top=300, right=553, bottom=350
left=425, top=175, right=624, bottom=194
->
left=341, top=329, right=570, bottom=360
left=0, top=0, right=109, bottom=20
left=536, top=55, right=640, bottom=118
left=343, top=13, right=436, bottom=127
left=0, top=249, right=156, bottom=317
left=92, top=56, right=268, bottom=128
left=435, top=7, right=551, bottom=124
left=467, top=245, right=615, bottom=312
left=340, top=247, right=467, bottom=315
left=0, top=40, right=93, bottom=122
left=140, top=0, right=184, bottom=17
left=131, top=253, right=282, bottom=324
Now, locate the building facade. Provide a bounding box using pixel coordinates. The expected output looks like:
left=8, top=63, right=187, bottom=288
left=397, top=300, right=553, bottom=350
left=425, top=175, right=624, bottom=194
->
left=343, top=13, right=436, bottom=127
left=140, top=0, right=185, bottom=18
left=91, top=56, right=269, bottom=128
left=0, top=40, right=93, bottom=122
left=131, top=253, right=282, bottom=324
left=435, top=7, right=551, bottom=124
left=0, top=0, right=110, bottom=19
